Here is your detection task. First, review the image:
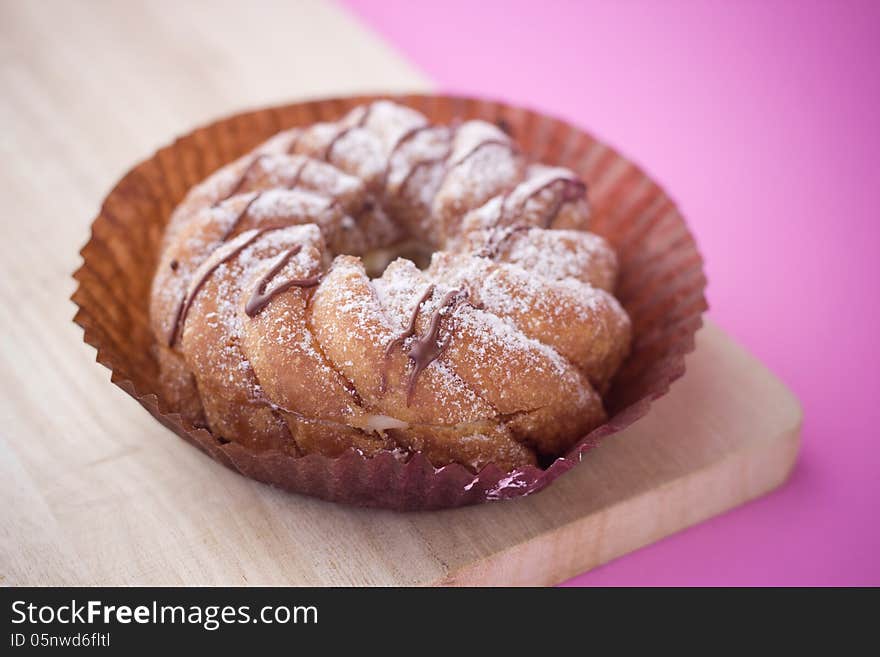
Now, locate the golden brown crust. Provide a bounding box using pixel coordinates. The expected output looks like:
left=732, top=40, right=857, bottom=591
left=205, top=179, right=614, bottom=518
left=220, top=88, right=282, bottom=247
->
left=150, top=100, right=631, bottom=472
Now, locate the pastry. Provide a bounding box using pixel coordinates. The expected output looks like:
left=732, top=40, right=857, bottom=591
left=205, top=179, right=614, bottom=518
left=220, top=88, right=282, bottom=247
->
left=149, top=100, right=632, bottom=472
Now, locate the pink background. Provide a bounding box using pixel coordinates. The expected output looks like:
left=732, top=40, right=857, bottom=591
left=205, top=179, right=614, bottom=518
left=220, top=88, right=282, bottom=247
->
left=342, top=0, right=880, bottom=584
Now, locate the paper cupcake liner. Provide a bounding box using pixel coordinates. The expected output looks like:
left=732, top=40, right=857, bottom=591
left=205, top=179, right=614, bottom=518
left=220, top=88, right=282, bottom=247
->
left=72, top=94, right=707, bottom=510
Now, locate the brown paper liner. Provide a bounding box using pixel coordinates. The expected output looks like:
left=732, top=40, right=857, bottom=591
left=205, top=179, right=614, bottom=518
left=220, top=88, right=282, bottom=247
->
left=72, top=94, right=707, bottom=510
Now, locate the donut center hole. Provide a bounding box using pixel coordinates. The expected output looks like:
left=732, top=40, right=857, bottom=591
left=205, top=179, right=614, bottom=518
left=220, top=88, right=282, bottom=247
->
left=361, top=240, right=435, bottom=278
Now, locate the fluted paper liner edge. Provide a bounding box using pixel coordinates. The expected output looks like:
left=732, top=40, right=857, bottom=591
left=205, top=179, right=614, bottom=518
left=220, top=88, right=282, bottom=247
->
left=72, top=93, right=707, bottom=510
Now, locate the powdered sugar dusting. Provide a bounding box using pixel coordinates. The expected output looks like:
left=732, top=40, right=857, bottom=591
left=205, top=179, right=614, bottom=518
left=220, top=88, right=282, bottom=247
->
left=153, top=100, right=630, bottom=468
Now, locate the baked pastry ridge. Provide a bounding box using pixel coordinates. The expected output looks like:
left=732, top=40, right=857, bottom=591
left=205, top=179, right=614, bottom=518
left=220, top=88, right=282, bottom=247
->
left=150, top=101, right=631, bottom=472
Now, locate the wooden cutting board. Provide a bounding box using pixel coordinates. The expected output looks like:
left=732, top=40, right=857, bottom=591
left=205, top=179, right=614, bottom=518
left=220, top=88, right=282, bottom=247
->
left=0, top=0, right=801, bottom=586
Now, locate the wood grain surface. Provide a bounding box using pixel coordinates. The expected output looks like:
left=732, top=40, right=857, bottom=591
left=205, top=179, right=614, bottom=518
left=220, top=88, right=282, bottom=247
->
left=0, top=0, right=801, bottom=586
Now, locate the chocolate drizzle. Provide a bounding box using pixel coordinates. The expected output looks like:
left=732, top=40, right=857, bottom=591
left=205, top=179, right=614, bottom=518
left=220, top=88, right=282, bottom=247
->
left=476, top=176, right=587, bottom=260
left=223, top=154, right=268, bottom=202
left=404, top=288, right=468, bottom=404
left=450, top=138, right=513, bottom=168
left=219, top=191, right=263, bottom=241
left=324, top=104, right=373, bottom=162
left=430, top=127, right=509, bottom=200
left=541, top=177, right=586, bottom=227
left=218, top=158, right=312, bottom=241
left=168, top=228, right=268, bottom=346
left=380, top=123, right=431, bottom=191
left=394, top=155, right=447, bottom=201
left=390, top=124, right=430, bottom=160
left=487, top=174, right=585, bottom=235
left=379, top=283, right=436, bottom=393
left=244, top=245, right=322, bottom=318
left=287, top=158, right=309, bottom=193
left=324, top=126, right=356, bottom=162
left=477, top=224, right=530, bottom=259
left=514, top=175, right=586, bottom=227
left=169, top=155, right=317, bottom=349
